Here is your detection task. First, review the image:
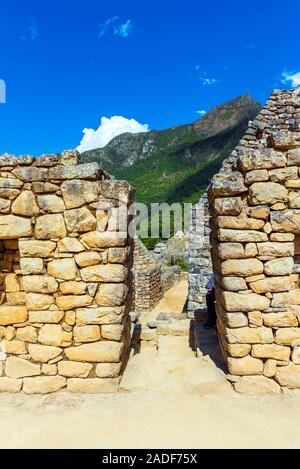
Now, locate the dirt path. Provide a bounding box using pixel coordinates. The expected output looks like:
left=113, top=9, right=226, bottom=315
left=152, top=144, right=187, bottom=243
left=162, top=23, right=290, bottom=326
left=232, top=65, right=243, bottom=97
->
left=1, top=281, right=300, bottom=449
left=0, top=391, right=300, bottom=448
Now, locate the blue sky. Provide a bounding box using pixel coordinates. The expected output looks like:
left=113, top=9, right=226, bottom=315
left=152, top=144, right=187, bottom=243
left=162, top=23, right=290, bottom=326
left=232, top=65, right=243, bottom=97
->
left=0, top=0, right=300, bottom=155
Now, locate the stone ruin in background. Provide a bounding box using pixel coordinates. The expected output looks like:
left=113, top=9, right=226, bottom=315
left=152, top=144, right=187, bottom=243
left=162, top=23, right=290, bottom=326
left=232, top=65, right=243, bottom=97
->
left=0, top=150, right=134, bottom=394
left=209, top=88, right=300, bottom=393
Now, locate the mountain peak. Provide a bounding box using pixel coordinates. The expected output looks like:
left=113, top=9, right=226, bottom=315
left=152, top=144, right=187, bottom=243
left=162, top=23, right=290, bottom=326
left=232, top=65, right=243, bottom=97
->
left=193, top=94, right=261, bottom=137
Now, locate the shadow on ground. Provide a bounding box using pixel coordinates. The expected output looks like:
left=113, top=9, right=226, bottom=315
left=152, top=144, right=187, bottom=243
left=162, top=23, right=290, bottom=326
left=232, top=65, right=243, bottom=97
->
left=190, top=308, right=227, bottom=373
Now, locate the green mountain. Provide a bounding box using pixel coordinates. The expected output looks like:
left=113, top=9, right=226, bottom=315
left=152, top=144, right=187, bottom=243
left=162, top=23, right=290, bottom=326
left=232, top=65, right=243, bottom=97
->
left=80, top=94, right=261, bottom=206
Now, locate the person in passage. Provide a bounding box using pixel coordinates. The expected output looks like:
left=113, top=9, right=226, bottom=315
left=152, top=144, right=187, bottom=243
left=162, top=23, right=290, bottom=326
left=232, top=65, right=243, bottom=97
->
left=204, top=272, right=216, bottom=329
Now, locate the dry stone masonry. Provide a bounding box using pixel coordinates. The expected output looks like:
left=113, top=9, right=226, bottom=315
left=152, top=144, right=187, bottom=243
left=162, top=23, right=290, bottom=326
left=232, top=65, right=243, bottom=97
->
left=188, top=193, right=212, bottom=317
left=0, top=150, right=134, bottom=394
left=209, top=88, right=300, bottom=393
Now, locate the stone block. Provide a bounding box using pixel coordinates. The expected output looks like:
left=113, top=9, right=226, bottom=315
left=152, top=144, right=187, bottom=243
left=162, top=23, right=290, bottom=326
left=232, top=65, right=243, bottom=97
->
left=23, top=375, right=66, bottom=394
left=58, top=237, right=85, bottom=253
left=58, top=360, right=93, bottom=378
left=0, top=215, right=32, bottom=239
left=214, top=197, right=243, bottom=215
left=249, top=182, right=288, bottom=205
left=252, top=344, right=290, bottom=361
left=226, top=326, right=273, bottom=344
left=0, top=377, right=22, bottom=393
left=48, top=258, right=77, bottom=280
left=28, top=344, right=62, bottom=363
left=80, top=231, right=127, bottom=248
left=74, top=251, right=102, bottom=267
left=73, top=325, right=101, bottom=343
left=76, top=307, right=124, bottom=325
left=95, top=362, right=121, bottom=378
left=65, top=341, right=123, bottom=362
left=64, top=207, right=96, bottom=233
left=222, top=292, right=270, bottom=312
left=275, top=328, right=300, bottom=346
left=56, top=295, right=93, bottom=310
left=11, top=191, right=39, bottom=216
left=250, top=276, right=292, bottom=293
left=35, top=214, right=66, bottom=239
left=218, top=229, right=268, bottom=243
left=26, top=293, right=54, bottom=310
left=22, top=275, right=58, bottom=294
left=20, top=257, right=44, bottom=275
left=19, top=240, right=56, bottom=258
left=0, top=305, right=28, bottom=325
left=95, top=283, right=128, bottom=306
left=61, top=179, right=99, bottom=209
left=221, top=258, right=263, bottom=277
left=263, top=312, right=297, bottom=328
left=275, top=363, right=300, bottom=388
left=228, top=356, right=263, bottom=375
left=80, top=264, right=127, bottom=282
left=38, top=324, right=63, bottom=346
left=234, top=375, right=280, bottom=395
left=5, top=357, right=40, bottom=378
left=37, top=194, right=65, bottom=213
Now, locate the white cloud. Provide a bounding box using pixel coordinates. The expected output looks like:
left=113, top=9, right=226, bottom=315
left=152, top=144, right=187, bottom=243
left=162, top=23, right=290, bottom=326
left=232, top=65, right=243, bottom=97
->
left=114, top=20, right=133, bottom=38
left=98, top=17, right=133, bottom=38
left=200, top=77, right=219, bottom=86
left=196, top=110, right=206, bottom=116
left=281, top=71, right=300, bottom=87
left=77, top=116, right=149, bottom=153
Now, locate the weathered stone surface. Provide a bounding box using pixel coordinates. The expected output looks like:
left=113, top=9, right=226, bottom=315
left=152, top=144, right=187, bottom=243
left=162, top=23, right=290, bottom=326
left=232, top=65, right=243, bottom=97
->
left=217, top=216, right=264, bottom=230
left=23, top=376, right=66, bottom=394
left=214, top=197, right=243, bottom=215
left=288, top=191, right=300, bottom=209
left=221, top=277, right=247, bottom=291
left=80, top=264, right=127, bottom=283
left=29, top=310, right=64, bottom=324
left=61, top=180, right=99, bottom=209
left=42, top=364, right=57, bottom=375
left=64, top=207, right=96, bottom=233
left=11, top=191, right=39, bottom=216
left=5, top=357, right=40, bottom=378
left=221, top=258, right=263, bottom=277
left=275, top=328, right=300, bottom=346
left=48, top=162, right=100, bottom=180
left=275, top=363, right=300, bottom=388
left=291, top=348, right=300, bottom=365
left=48, top=258, right=77, bottom=280
left=287, top=148, right=300, bottom=166
left=28, top=344, right=62, bottom=363
left=38, top=324, right=63, bottom=346
left=210, top=172, right=247, bottom=196
left=0, top=377, right=22, bottom=393
left=13, top=167, right=48, bottom=182
left=228, top=356, right=263, bottom=375
left=96, top=362, right=121, bottom=378
left=249, top=182, right=288, bottom=205
left=234, top=375, right=281, bottom=395
left=226, top=326, right=273, bottom=344
left=58, top=360, right=93, bottom=378
left=108, top=247, right=129, bottom=263
left=269, top=166, right=298, bottom=182
left=32, top=182, right=59, bottom=192
left=35, top=214, right=67, bottom=239
left=95, top=283, right=128, bottom=306
left=76, top=307, right=124, bottom=325
left=16, top=325, right=37, bottom=343
left=56, top=295, right=93, bottom=310
left=74, top=251, right=102, bottom=267
left=218, top=229, right=267, bottom=243
left=0, top=305, right=28, bottom=325
left=67, top=378, right=118, bottom=393
left=226, top=313, right=248, bottom=328
left=80, top=231, right=127, bottom=248
left=22, top=275, right=58, bottom=294
left=2, top=340, right=26, bottom=354
left=37, top=194, right=65, bottom=213
left=247, top=205, right=270, bottom=219
left=0, top=215, right=32, bottom=238
left=257, top=242, right=294, bottom=257
left=245, top=169, right=269, bottom=184
left=271, top=292, right=289, bottom=308
left=237, top=148, right=286, bottom=171
left=263, top=312, right=297, bottom=328
left=271, top=210, right=300, bottom=233
left=5, top=273, right=19, bottom=292
left=73, top=325, right=101, bottom=343
left=20, top=257, right=44, bottom=275
left=0, top=197, right=11, bottom=214
left=60, top=281, right=86, bottom=295
left=58, top=237, right=85, bottom=253
left=227, top=344, right=251, bottom=358
left=269, top=130, right=300, bottom=150
left=264, top=257, right=293, bottom=276
left=222, top=292, right=270, bottom=312
left=19, top=240, right=56, bottom=258
left=263, top=359, right=277, bottom=378
left=250, top=276, right=292, bottom=293
left=65, top=341, right=123, bottom=362
left=26, top=293, right=54, bottom=310
left=252, top=344, right=290, bottom=361
left=248, top=311, right=263, bottom=327
left=101, top=324, right=123, bottom=341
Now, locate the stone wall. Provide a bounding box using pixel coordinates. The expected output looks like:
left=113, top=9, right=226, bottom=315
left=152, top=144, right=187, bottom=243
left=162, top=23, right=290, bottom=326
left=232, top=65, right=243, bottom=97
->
left=0, top=150, right=134, bottom=394
left=209, top=88, right=300, bottom=393
left=133, top=239, right=162, bottom=312
left=187, top=193, right=212, bottom=318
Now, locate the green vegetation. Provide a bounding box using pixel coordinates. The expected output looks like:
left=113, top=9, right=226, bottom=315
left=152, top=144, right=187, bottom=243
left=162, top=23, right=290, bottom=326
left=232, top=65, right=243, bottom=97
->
left=81, top=94, right=261, bottom=248
left=166, top=257, right=188, bottom=271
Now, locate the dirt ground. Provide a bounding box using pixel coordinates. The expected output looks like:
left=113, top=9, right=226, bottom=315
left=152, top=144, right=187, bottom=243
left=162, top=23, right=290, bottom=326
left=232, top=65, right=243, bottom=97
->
left=1, top=391, right=300, bottom=448
left=1, top=280, right=300, bottom=449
